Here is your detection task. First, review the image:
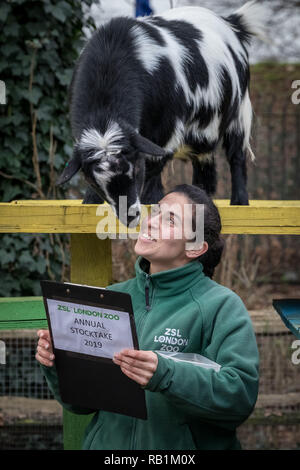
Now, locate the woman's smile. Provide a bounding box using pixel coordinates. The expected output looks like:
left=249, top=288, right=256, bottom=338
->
left=139, top=232, right=157, bottom=243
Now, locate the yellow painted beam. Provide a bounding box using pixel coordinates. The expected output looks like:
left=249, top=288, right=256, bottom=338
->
left=0, top=199, right=299, bottom=234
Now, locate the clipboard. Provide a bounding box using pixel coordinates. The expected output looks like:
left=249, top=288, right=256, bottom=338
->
left=40, top=280, right=147, bottom=420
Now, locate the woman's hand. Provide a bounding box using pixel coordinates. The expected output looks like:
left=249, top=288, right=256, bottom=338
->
left=36, top=329, right=55, bottom=367
left=113, top=349, right=158, bottom=387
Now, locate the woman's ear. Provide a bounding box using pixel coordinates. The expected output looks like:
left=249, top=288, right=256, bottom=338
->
left=185, top=241, right=208, bottom=259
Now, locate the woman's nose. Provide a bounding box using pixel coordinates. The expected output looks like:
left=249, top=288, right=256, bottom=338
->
left=147, top=211, right=159, bottom=226
left=147, top=212, right=161, bottom=237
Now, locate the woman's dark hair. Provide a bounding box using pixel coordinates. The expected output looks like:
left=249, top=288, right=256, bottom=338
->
left=167, top=184, right=225, bottom=279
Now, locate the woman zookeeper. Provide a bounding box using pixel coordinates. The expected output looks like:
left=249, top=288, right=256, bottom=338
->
left=36, top=184, right=259, bottom=450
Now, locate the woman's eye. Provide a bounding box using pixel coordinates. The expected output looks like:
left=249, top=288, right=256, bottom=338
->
left=162, top=213, right=174, bottom=224
left=168, top=212, right=175, bottom=224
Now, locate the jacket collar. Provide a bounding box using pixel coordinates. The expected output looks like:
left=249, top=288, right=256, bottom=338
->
left=135, top=256, right=206, bottom=297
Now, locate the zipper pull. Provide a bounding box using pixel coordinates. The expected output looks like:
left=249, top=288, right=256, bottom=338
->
left=145, top=274, right=151, bottom=311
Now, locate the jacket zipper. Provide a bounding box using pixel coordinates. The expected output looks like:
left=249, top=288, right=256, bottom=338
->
left=131, top=273, right=153, bottom=449
left=145, top=273, right=151, bottom=311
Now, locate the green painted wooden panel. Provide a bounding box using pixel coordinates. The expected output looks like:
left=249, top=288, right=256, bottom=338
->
left=0, top=297, right=47, bottom=329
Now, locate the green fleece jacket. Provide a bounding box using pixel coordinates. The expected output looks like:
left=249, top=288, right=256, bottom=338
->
left=41, top=256, right=259, bottom=450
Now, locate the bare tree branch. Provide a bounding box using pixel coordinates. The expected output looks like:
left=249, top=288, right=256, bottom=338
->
left=0, top=170, right=44, bottom=198
left=28, top=47, right=44, bottom=198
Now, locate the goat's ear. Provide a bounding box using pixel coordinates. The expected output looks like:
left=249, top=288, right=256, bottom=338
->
left=132, top=133, right=166, bottom=157
left=56, top=149, right=81, bottom=186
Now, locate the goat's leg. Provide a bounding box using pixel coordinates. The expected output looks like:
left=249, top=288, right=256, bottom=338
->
left=180, top=137, right=218, bottom=196
left=191, top=154, right=217, bottom=196
left=82, top=186, right=105, bottom=204
left=141, top=174, right=164, bottom=204
left=223, top=132, right=249, bottom=205
left=140, top=154, right=172, bottom=204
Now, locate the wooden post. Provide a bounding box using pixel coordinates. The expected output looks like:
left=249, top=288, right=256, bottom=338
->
left=63, top=234, right=112, bottom=451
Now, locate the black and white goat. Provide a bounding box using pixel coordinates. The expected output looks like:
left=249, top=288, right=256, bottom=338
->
left=57, top=1, right=267, bottom=226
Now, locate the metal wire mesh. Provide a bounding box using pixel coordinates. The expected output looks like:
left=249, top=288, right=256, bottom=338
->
left=0, top=330, right=63, bottom=450
left=237, top=329, right=300, bottom=450
left=257, top=332, right=300, bottom=395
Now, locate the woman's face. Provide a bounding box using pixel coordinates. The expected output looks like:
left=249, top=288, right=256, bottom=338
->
left=134, top=192, right=207, bottom=271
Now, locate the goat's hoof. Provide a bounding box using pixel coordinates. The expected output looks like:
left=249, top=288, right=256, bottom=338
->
left=82, top=196, right=105, bottom=204
left=230, top=193, right=249, bottom=205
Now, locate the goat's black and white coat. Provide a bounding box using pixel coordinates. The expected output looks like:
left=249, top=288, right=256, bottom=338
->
left=57, top=1, right=267, bottom=226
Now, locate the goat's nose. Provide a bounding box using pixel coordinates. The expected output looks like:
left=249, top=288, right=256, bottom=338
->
left=128, top=200, right=141, bottom=221
left=127, top=212, right=141, bottom=228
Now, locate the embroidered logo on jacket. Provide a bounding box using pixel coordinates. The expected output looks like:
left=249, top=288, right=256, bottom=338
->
left=153, top=328, right=189, bottom=352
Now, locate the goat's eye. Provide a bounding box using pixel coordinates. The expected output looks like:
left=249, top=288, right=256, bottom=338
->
left=124, top=149, right=137, bottom=161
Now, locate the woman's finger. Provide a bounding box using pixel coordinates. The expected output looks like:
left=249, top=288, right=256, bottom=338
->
left=114, top=354, right=155, bottom=372
left=114, top=350, right=157, bottom=372
left=118, top=349, right=155, bottom=362
left=113, top=349, right=158, bottom=386
left=35, top=352, right=54, bottom=368
left=39, top=339, right=49, bottom=349
left=39, top=339, right=53, bottom=354
left=36, top=330, right=55, bottom=367
left=36, top=345, right=55, bottom=361
left=117, top=360, right=153, bottom=380
left=38, top=338, right=53, bottom=352
left=37, top=330, right=54, bottom=353
left=37, top=329, right=51, bottom=341
left=119, top=364, right=149, bottom=386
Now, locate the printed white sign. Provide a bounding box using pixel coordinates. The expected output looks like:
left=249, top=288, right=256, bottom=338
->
left=46, top=299, right=134, bottom=359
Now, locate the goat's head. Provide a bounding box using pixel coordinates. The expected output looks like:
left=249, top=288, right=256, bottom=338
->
left=56, top=121, right=166, bottom=227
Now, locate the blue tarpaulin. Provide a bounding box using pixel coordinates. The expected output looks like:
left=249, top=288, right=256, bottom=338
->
left=273, top=299, right=300, bottom=339
left=135, top=0, right=153, bottom=17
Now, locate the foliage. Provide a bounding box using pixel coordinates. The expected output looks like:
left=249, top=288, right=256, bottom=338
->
left=0, top=0, right=96, bottom=296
